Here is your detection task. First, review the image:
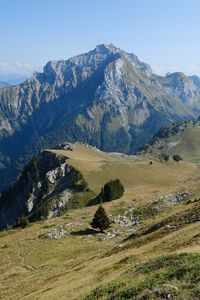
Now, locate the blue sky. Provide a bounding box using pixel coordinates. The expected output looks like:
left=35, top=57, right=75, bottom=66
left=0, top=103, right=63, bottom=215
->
left=1, top=0, right=200, bottom=76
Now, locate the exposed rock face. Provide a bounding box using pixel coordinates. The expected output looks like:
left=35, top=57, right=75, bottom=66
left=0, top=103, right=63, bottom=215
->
left=0, top=151, right=88, bottom=230
left=1, top=44, right=200, bottom=191
left=55, top=142, right=73, bottom=151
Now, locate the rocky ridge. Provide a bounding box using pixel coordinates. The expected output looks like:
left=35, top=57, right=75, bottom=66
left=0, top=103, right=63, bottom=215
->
left=0, top=150, right=89, bottom=229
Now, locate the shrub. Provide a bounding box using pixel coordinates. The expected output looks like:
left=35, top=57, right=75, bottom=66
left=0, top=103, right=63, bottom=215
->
left=101, top=179, right=124, bottom=202
left=173, top=154, right=182, bottom=162
left=158, top=153, right=169, bottom=162
left=72, top=170, right=88, bottom=191
left=91, top=205, right=110, bottom=232
left=34, top=202, right=50, bottom=220
left=17, top=214, right=29, bottom=228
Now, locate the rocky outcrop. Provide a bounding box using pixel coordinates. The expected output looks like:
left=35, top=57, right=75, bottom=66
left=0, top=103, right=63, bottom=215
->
left=0, top=151, right=89, bottom=229
left=1, top=44, right=200, bottom=191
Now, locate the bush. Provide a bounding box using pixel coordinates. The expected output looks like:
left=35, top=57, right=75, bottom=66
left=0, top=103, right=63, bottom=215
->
left=91, top=205, right=110, bottom=232
left=173, top=154, right=182, bottom=162
left=158, top=153, right=169, bottom=162
left=17, top=214, right=29, bottom=228
left=72, top=170, right=88, bottom=191
left=101, top=179, right=124, bottom=202
left=33, top=201, right=50, bottom=220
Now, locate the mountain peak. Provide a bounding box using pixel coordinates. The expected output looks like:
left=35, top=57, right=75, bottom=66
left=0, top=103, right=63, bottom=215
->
left=93, top=43, right=152, bottom=76
left=41, top=43, right=153, bottom=79
left=94, top=43, right=122, bottom=54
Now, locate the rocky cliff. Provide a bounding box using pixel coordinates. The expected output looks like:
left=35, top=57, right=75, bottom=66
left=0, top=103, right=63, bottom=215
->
left=0, top=150, right=89, bottom=229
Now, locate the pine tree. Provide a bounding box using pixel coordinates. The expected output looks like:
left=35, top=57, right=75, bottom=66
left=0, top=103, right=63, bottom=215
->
left=91, top=205, right=110, bottom=232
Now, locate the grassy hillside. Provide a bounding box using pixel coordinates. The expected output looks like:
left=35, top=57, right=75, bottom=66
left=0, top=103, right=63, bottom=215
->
left=140, top=119, right=200, bottom=163
left=49, top=143, right=197, bottom=202
left=0, top=143, right=200, bottom=299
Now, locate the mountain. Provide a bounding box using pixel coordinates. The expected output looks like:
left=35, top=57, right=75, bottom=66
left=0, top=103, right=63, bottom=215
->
left=156, top=72, right=200, bottom=106
left=1, top=44, right=200, bottom=191
left=190, top=75, right=200, bottom=89
left=0, top=81, right=10, bottom=88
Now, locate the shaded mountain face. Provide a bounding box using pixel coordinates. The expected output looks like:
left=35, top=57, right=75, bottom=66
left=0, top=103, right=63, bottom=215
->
left=0, top=150, right=90, bottom=230
left=1, top=43, right=200, bottom=191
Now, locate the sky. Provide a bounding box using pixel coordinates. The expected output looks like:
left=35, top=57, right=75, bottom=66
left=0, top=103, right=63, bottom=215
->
left=1, top=0, right=200, bottom=76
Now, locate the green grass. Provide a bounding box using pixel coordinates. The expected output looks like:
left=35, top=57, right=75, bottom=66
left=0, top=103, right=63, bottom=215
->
left=84, top=253, right=200, bottom=300
left=0, top=143, right=200, bottom=299
left=142, top=120, right=200, bottom=163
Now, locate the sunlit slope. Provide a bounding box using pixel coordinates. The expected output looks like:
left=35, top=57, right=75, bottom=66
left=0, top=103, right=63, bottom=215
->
left=141, top=119, right=200, bottom=163
left=0, top=193, right=199, bottom=299
left=0, top=143, right=199, bottom=300
left=49, top=142, right=198, bottom=202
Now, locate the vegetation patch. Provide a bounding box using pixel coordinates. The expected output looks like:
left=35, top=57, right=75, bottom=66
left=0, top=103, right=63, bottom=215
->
left=125, top=201, right=200, bottom=246
left=84, top=253, right=200, bottom=300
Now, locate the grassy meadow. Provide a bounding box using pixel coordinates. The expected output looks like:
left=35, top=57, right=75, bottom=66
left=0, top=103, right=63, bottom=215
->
left=0, top=143, right=199, bottom=299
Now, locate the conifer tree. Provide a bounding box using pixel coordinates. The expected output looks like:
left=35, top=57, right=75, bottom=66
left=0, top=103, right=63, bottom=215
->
left=91, top=205, right=110, bottom=232
left=102, top=178, right=124, bottom=201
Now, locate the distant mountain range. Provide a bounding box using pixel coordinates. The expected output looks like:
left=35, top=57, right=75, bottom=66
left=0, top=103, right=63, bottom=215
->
left=0, top=74, right=28, bottom=85
left=0, top=81, right=10, bottom=88
left=1, top=43, right=200, bottom=191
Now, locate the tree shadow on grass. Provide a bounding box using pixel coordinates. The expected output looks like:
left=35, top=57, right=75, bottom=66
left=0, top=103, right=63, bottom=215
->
left=86, top=194, right=101, bottom=206
left=71, top=228, right=100, bottom=236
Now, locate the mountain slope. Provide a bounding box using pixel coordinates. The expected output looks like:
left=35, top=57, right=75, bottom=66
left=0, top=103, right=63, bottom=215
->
left=1, top=44, right=200, bottom=191
left=1, top=141, right=197, bottom=230
left=0, top=142, right=199, bottom=300
left=0, top=149, right=92, bottom=229
left=140, top=118, right=200, bottom=162
left=156, top=72, right=200, bottom=107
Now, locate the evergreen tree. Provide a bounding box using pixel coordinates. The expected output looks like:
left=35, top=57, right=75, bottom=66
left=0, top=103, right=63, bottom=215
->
left=91, top=205, right=110, bottom=232
left=102, top=179, right=124, bottom=201
left=172, top=154, right=182, bottom=162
